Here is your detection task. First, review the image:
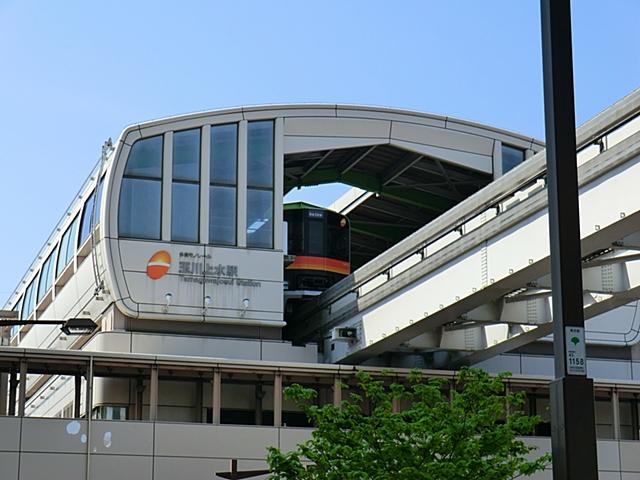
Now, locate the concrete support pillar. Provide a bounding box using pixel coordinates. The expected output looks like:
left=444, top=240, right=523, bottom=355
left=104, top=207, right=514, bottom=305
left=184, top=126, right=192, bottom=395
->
left=84, top=360, right=93, bottom=419
left=74, top=375, right=82, bottom=418
left=149, top=366, right=158, bottom=422
left=273, top=373, right=282, bottom=427
left=212, top=370, right=221, bottom=425
left=8, top=370, right=17, bottom=416
left=18, top=361, right=27, bottom=417
left=613, top=389, right=621, bottom=440
left=0, top=372, right=7, bottom=416
left=333, top=376, right=342, bottom=406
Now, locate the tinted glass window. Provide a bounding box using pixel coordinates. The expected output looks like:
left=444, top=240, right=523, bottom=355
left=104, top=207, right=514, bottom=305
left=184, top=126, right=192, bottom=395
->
left=211, top=124, right=237, bottom=184
left=171, top=182, right=199, bottom=242
left=21, top=281, right=35, bottom=319
left=37, top=251, right=55, bottom=302
left=65, top=216, right=79, bottom=264
left=247, top=121, right=273, bottom=188
left=307, top=218, right=324, bottom=256
left=124, top=136, right=163, bottom=178
left=209, top=186, right=236, bottom=246
left=502, top=145, right=525, bottom=174
left=94, top=176, right=105, bottom=222
left=119, top=178, right=162, bottom=239
left=56, top=227, right=71, bottom=277
left=247, top=189, right=273, bottom=249
left=79, top=190, right=96, bottom=246
left=285, top=210, right=304, bottom=255
left=173, top=129, right=200, bottom=181
left=328, top=215, right=349, bottom=261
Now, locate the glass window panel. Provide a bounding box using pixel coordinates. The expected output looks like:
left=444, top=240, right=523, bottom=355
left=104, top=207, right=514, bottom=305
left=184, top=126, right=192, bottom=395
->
left=173, top=129, right=200, bottom=181
left=21, top=284, right=32, bottom=319
left=209, top=186, right=236, bottom=246
left=307, top=219, right=324, bottom=256
left=56, top=230, right=71, bottom=277
left=79, top=190, right=96, bottom=246
left=247, top=189, right=273, bottom=249
left=37, top=252, right=54, bottom=302
left=502, top=145, right=525, bottom=174
left=119, top=178, right=162, bottom=239
left=65, top=216, right=79, bottom=265
left=247, top=121, right=273, bottom=188
left=328, top=216, right=350, bottom=261
left=94, top=177, right=104, bottom=225
left=25, top=280, right=37, bottom=318
left=124, top=136, right=163, bottom=178
left=211, top=124, right=237, bottom=184
left=171, top=182, right=199, bottom=242
left=13, top=297, right=23, bottom=320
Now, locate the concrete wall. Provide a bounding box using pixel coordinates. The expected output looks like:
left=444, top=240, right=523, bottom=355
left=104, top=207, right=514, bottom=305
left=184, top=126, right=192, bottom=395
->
left=0, top=416, right=639, bottom=479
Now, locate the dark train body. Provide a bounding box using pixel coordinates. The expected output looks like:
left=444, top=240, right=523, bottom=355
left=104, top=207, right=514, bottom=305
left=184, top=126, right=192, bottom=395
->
left=284, top=202, right=350, bottom=292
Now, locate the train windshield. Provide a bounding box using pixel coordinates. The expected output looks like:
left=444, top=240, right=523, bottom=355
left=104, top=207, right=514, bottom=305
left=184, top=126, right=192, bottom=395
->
left=327, top=214, right=349, bottom=262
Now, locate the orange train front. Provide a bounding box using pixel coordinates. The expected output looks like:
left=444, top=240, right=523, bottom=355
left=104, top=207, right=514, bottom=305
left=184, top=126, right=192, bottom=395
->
left=284, top=203, right=350, bottom=292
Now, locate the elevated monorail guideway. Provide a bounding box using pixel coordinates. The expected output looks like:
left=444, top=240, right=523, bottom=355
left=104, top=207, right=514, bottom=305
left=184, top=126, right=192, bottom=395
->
left=290, top=88, right=640, bottom=365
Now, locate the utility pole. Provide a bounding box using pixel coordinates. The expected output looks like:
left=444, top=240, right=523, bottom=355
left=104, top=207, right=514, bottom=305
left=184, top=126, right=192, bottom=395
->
left=540, top=0, right=598, bottom=478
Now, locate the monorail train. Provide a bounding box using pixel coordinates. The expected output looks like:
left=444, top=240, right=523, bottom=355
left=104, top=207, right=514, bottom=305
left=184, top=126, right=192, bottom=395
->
left=284, top=202, right=350, bottom=292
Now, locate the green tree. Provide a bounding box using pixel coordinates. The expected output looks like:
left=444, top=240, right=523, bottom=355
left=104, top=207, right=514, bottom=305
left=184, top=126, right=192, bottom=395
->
left=267, top=368, right=550, bottom=480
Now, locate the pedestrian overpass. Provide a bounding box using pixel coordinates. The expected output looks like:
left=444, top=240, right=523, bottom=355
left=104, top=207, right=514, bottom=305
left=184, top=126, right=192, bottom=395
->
left=289, top=88, right=640, bottom=366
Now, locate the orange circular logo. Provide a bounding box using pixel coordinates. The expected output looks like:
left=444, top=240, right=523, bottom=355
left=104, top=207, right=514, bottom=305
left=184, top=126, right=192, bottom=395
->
left=147, top=251, right=171, bottom=280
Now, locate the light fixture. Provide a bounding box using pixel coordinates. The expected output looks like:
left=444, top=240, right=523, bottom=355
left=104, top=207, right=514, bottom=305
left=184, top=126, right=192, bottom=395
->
left=240, top=298, right=250, bottom=317
left=203, top=296, right=212, bottom=315
left=163, top=293, right=172, bottom=313
left=60, top=318, right=98, bottom=336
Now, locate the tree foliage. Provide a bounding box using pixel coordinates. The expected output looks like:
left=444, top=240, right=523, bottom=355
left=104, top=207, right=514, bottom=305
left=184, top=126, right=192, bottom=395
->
left=267, top=368, right=549, bottom=480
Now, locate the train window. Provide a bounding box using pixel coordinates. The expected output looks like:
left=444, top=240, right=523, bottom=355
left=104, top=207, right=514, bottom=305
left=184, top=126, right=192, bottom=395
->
left=328, top=216, right=349, bottom=261
left=119, top=136, right=163, bottom=240
left=211, top=124, right=237, bottom=184
left=210, top=186, right=236, bottom=245
left=124, top=136, right=162, bottom=178
left=247, top=121, right=273, bottom=188
left=171, top=129, right=200, bottom=242
left=247, top=189, right=273, bottom=249
left=502, top=145, right=525, bottom=174
left=286, top=210, right=304, bottom=254
left=79, top=189, right=96, bottom=246
left=36, top=251, right=55, bottom=303
left=307, top=218, right=324, bottom=256
left=247, top=121, right=274, bottom=249
left=56, top=215, right=79, bottom=277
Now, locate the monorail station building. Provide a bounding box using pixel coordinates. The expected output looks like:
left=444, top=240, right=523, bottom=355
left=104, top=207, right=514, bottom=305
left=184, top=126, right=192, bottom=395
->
left=2, top=90, right=640, bottom=478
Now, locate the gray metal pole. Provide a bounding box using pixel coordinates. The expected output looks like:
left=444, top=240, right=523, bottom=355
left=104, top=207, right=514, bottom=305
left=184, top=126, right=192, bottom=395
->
left=540, top=0, right=598, bottom=478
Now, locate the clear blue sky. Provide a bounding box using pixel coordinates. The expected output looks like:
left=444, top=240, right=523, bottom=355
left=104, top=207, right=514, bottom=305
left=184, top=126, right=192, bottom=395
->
left=1, top=0, right=638, bottom=304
